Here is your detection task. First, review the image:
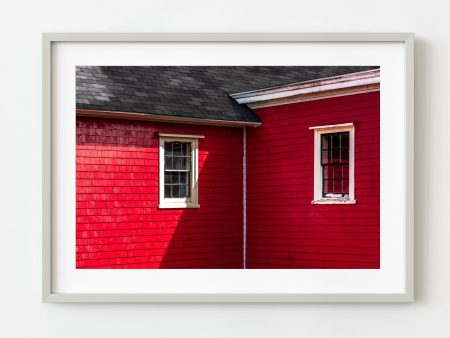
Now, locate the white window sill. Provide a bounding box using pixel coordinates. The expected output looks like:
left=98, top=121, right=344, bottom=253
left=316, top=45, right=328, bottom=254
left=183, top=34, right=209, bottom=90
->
left=311, top=199, right=357, bottom=205
left=158, top=202, right=200, bottom=209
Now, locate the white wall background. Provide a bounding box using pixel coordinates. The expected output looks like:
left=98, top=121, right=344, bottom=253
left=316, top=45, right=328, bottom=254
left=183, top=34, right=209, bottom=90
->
left=0, top=0, right=448, bottom=337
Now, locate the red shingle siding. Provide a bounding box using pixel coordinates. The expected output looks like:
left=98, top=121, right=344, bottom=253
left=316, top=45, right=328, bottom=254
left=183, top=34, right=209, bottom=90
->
left=76, top=117, right=243, bottom=268
left=246, top=92, right=380, bottom=268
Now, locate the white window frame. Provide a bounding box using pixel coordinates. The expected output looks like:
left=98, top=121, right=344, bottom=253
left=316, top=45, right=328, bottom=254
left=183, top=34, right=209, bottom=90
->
left=158, top=133, right=203, bottom=209
left=310, top=123, right=356, bottom=205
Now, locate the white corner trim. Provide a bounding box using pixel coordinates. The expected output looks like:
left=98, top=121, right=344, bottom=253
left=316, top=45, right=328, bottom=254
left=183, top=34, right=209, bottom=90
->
left=312, top=123, right=355, bottom=203
left=159, top=136, right=199, bottom=209
left=158, top=133, right=205, bottom=139
left=231, top=69, right=380, bottom=107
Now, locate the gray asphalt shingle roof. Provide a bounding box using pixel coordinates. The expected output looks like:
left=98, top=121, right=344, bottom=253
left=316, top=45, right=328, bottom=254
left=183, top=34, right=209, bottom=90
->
left=76, top=66, right=378, bottom=123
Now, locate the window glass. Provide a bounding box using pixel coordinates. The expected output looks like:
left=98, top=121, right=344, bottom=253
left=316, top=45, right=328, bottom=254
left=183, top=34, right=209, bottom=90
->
left=163, top=141, right=191, bottom=198
left=321, top=132, right=350, bottom=198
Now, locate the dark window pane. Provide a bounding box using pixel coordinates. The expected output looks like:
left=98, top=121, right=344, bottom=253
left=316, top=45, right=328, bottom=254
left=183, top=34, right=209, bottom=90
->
left=173, top=142, right=182, bottom=156
left=185, top=157, right=190, bottom=170
left=180, top=157, right=187, bottom=170
left=164, top=156, right=173, bottom=170
left=321, top=131, right=351, bottom=198
left=341, top=132, right=349, bottom=148
left=331, top=149, right=340, bottom=163
left=173, top=157, right=182, bottom=170
left=330, top=134, right=337, bottom=149
left=321, top=150, right=329, bottom=164
left=334, top=165, right=343, bottom=180
left=341, top=147, right=349, bottom=162
left=321, top=134, right=329, bottom=149
left=172, top=185, right=180, bottom=198
left=184, top=174, right=190, bottom=197
left=179, top=142, right=190, bottom=156
left=335, top=179, right=342, bottom=194
left=164, top=172, right=171, bottom=183
left=169, top=172, right=180, bottom=184
left=164, top=142, right=173, bottom=156
left=163, top=140, right=192, bottom=199
left=179, top=143, right=185, bottom=156
left=323, top=166, right=330, bottom=180
left=179, top=172, right=187, bottom=184
left=164, top=185, right=172, bottom=198
left=323, top=179, right=334, bottom=194
left=322, top=164, right=350, bottom=197
left=323, top=180, right=328, bottom=194
left=180, top=184, right=188, bottom=197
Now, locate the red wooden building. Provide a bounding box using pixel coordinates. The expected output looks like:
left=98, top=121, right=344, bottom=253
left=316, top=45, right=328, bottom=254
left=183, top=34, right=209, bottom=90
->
left=76, top=66, right=380, bottom=269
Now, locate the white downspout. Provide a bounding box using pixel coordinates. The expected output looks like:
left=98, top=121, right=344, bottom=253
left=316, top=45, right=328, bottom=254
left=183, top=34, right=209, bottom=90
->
left=243, top=127, right=247, bottom=269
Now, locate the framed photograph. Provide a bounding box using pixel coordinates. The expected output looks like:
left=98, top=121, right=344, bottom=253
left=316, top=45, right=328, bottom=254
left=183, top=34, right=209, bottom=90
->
left=43, top=33, right=414, bottom=302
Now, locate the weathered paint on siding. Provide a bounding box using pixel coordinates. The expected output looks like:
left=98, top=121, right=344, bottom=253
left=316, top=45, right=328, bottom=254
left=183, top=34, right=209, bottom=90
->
left=76, top=117, right=243, bottom=268
left=246, top=92, right=380, bottom=268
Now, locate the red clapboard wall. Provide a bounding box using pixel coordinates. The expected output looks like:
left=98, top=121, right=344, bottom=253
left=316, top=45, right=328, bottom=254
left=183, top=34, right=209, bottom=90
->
left=76, top=117, right=243, bottom=268
left=246, top=92, right=380, bottom=269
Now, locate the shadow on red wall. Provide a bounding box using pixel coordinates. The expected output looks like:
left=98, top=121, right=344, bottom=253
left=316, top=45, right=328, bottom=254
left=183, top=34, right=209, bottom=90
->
left=76, top=117, right=244, bottom=269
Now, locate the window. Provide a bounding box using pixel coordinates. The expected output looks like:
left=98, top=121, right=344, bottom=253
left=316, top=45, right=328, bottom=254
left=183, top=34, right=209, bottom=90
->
left=321, top=132, right=350, bottom=198
left=310, top=123, right=355, bottom=204
left=159, top=133, right=203, bottom=208
left=164, top=141, right=191, bottom=199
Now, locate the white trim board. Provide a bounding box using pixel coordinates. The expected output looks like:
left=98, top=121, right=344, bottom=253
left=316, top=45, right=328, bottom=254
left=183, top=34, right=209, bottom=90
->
left=231, top=69, right=380, bottom=109
left=309, top=123, right=354, bottom=130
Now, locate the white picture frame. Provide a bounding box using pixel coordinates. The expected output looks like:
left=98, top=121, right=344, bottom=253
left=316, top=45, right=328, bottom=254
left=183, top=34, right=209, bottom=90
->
left=43, top=33, right=414, bottom=302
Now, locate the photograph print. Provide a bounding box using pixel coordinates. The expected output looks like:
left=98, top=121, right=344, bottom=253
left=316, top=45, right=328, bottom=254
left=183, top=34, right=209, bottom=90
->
left=76, top=66, right=380, bottom=269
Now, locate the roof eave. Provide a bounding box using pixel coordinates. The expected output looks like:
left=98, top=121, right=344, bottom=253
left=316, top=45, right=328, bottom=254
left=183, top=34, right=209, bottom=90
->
left=76, top=109, right=262, bottom=128
left=230, top=69, right=380, bottom=109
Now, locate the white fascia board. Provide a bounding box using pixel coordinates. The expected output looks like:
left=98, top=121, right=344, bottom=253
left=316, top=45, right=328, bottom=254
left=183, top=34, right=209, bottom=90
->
left=231, top=69, right=380, bottom=104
